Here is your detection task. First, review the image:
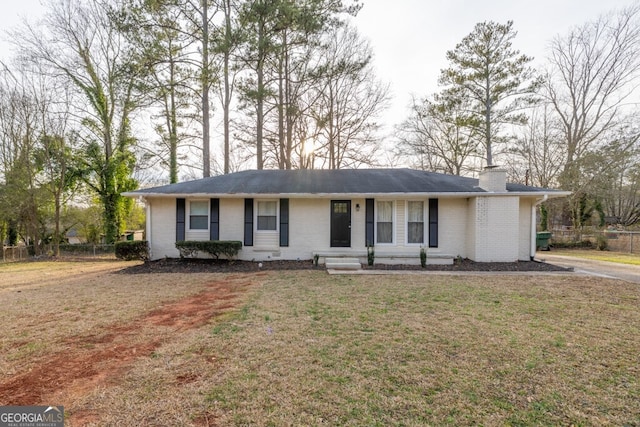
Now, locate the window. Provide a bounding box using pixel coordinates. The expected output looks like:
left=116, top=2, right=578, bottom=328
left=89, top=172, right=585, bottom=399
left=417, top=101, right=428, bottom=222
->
left=257, top=201, right=277, bottom=230
left=376, top=201, right=393, bottom=243
left=189, top=200, right=208, bottom=230
left=407, top=201, right=424, bottom=244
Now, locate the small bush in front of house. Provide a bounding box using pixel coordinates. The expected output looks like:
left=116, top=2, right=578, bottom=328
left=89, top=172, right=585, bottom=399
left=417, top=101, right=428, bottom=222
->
left=175, top=240, right=242, bottom=260
left=367, top=246, right=375, bottom=266
left=115, top=240, right=149, bottom=261
left=420, top=247, right=427, bottom=268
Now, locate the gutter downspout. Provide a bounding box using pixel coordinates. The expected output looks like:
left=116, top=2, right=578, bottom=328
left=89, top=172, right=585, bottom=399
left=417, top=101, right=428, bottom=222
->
left=141, top=197, right=151, bottom=260
left=530, top=194, right=548, bottom=260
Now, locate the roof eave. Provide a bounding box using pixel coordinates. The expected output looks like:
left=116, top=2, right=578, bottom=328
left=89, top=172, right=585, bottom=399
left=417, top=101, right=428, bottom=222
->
left=123, top=190, right=571, bottom=199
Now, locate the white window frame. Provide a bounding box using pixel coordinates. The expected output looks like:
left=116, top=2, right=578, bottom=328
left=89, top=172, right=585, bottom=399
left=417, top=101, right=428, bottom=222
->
left=375, top=200, right=394, bottom=245
left=188, top=200, right=209, bottom=231
left=256, top=200, right=279, bottom=232
left=406, top=200, right=425, bottom=245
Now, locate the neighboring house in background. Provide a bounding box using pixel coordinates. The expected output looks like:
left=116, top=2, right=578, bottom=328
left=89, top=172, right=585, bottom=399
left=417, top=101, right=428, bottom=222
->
left=123, top=168, right=569, bottom=264
left=66, top=229, right=86, bottom=245
left=120, top=230, right=145, bottom=242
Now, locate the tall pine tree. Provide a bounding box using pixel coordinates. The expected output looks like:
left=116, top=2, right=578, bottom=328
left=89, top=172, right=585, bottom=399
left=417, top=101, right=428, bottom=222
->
left=439, top=21, right=540, bottom=167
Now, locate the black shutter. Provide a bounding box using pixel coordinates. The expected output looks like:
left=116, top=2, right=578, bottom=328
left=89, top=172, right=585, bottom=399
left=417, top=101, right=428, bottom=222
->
left=210, top=198, right=220, bottom=240
left=244, top=198, right=254, bottom=246
left=176, top=198, right=185, bottom=241
left=280, top=198, right=289, bottom=247
left=365, top=198, right=374, bottom=246
left=429, top=198, right=438, bottom=248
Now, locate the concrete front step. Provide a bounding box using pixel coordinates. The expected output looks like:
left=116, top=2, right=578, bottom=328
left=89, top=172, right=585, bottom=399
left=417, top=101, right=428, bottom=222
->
left=325, top=257, right=362, bottom=270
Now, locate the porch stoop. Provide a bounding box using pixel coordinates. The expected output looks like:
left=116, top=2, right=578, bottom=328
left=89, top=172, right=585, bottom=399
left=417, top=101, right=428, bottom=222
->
left=325, top=257, right=362, bottom=271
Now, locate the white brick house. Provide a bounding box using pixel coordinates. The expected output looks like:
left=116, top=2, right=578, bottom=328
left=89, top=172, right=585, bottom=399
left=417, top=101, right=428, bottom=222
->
left=123, top=168, right=569, bottom=264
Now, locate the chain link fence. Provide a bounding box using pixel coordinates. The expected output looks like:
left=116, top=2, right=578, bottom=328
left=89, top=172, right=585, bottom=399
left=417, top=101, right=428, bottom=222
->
left=2, top=244, right=116, bottom=263
left=550, top=229, right=640, bottom=254
left=600, top=231, right=639, bottom=254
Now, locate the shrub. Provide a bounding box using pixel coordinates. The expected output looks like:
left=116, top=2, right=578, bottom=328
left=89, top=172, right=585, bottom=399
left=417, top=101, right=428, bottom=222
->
left=551, top=239, right=594, bottom=249
left=367, top=246, right=375, bottom=266
left=596, top=235, right=609, bottom=251
left=175, top=240, right=242, bottom=260
left=420, top=247, right=427, bottom=268
left=115, top=240, right=149, bottom=261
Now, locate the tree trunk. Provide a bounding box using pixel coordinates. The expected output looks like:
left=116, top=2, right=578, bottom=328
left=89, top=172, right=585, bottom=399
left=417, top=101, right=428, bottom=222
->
left=256, top=17, right=265, bottom=170
left=222, top=0, right=232, bottom=175
left=485, top=73, right=492, bottom=166
left=202, top=0, right=211, bottom=178
left=278, top=47, right=285, bottom=169
left=169, top=56, right=179, bottom=184
left=284, top=39, right=293, bottom=170
left=54, top=192, right=61, bottom=257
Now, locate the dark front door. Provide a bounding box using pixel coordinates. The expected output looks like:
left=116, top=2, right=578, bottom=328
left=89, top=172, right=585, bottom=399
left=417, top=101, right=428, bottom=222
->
left=331, top=200, right=351, bottom=247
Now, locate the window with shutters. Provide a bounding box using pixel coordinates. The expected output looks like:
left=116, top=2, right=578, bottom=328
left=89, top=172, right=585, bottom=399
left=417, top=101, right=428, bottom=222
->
left=257, top=200, right=277, bottom=231
left=376, top=201, right=393, bottom=244
left=189, top=200, right=209, bottom=230
left=407, top=201, right=424, bottom=244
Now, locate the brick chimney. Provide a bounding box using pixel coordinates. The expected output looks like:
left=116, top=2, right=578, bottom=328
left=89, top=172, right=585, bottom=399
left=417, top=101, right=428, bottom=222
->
left=478, top=166, right=507, bottom=192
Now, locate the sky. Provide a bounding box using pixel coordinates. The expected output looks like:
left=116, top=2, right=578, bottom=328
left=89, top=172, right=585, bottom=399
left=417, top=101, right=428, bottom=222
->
left=353, top=0, right=636, bottom=129
left=0, top=0, right=636, bottom=131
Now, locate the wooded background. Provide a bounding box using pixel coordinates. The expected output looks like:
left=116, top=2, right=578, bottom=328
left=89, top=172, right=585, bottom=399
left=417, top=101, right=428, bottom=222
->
left=1, top=0, right=638, bottom=252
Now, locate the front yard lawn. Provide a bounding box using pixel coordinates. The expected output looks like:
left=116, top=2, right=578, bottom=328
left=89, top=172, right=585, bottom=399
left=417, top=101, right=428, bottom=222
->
left=1, top=261, right=638, bottom=426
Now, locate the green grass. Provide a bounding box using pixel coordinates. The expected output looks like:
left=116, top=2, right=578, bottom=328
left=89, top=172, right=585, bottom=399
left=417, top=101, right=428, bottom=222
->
left=551, top=249, right=640, bottom=265
left=193, top=272, right=640, bottom=426
left=8, top=262, right=637, bottom=426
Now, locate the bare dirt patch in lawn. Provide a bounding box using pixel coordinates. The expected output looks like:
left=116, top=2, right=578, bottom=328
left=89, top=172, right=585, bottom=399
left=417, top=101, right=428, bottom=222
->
left=0, top=260, right=257, bottom=425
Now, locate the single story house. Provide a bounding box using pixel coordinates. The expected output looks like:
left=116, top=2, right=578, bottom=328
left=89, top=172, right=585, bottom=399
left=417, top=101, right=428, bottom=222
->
left=120, top=230, right=145, bottom=242
left=123, top=168, right=569, bottom=265
left=65, top=229, right=86, bottom=245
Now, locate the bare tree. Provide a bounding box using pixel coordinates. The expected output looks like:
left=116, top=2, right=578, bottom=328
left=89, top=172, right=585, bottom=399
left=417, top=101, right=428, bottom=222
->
left=603, top=152, right=640, bottom=226
left=547, top=4, right=640, bottom=185
left=546, top=4, right=640, bottom=231
left=576, top=125, right=640, bottom=225
left=28, top=68, right=80, bottom=256
left=0, top=67, right=42, bottom=251
left=310, top=24, right=389, bottom=169
left=507, top=103, right=566, bottom=187
left=396, top=95, right=479, bottom=176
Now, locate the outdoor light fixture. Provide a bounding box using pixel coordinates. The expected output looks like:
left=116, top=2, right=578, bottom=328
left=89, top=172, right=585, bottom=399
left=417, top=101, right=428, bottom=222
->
left=356, top=203, right=360, bottom=211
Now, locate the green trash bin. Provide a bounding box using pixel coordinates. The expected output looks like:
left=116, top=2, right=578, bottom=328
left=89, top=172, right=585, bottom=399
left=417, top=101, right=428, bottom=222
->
left=536, top=232, right=552, bottom=251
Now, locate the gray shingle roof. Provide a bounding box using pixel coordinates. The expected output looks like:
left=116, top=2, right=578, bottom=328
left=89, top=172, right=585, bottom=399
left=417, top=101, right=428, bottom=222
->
left=124, top=168, right=557, bottom=196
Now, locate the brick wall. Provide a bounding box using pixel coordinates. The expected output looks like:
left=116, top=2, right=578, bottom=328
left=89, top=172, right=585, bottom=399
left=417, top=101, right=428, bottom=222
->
left=468, top=196, right=520, bottom=262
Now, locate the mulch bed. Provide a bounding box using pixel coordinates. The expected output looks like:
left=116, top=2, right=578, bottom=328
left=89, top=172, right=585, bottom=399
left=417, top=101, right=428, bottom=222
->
left=120, top=257, right=571, bottom=274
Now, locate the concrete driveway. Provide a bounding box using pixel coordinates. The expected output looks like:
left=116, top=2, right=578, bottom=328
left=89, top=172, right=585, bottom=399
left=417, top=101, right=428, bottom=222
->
left=539, top=253, right=640, bottom=284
